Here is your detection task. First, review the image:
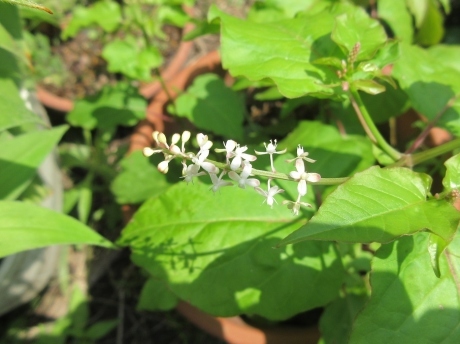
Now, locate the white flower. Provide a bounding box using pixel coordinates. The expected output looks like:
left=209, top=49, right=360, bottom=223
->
left=196, top=133, right=213, bottom=155
left=228, top=162, right=260, bottom=189
left=289, top=159, right=321, bottom=196
left=181, top=164, right=206, bottom=184
left=255, top=179, right=284, bottom=208
left=215, top=140, right=238, bottom=165
left=209, top=172, right=233, bottom=193
left=286, top=145, right=316, bottom=164
left=192, top=149, right=219, bottom=174
left=230, top=144, right=257, bottom=170
left=282, top=199, right=312, bottom=216
left=255, top=139, right=287, bottom=172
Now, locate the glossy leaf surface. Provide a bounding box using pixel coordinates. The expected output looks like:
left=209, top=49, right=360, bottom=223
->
left=67, top=84, right=146, bottom=130
left=0, top=201, right=114, bottom=258
left=174, top=74, right=245, bottom=141
left=119, top=182, right=344, bottom=320
left=0, top=125, right=68, bottom=200
left=279, top=167, right=460, bottom=246
left=350, top=232, right=460, bottom=343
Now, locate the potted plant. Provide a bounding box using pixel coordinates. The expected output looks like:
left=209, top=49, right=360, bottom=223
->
left=116, top=1, right=460, bottom=343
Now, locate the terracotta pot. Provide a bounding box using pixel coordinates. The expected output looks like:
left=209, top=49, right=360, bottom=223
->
left=176, top=301, right=320, bottom=344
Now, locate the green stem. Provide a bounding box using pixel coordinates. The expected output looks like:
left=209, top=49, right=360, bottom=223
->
left=390, top=137, right=460, bottom=167
left=209, top=159, right=346, bottom=185
left=349, top=88, right=401, bottom=161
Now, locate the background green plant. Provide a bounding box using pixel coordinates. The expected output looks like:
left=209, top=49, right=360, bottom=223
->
left=2, top=0, right=460, bottom=343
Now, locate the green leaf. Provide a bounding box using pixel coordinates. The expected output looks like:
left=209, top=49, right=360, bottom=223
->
left=174, top=74, right=245, bottom=141
left=0, top=17, right=29, bottom=67
left=119, top=182, right=344, bottom=320
left=427, top=233, right=449, bottom=278
left=102, top=38, right=162, bottom=81
left=279, top=166, right=460, bottom=246
left=61, top=1, right=121, bottom=39
left=67, top=83, right=146, bottom=130
left=331, top=8, right=387, bottom=61
left=0, top=125, right=68, bottom=200
left=349, top=232, right=460, bottom=343
left=428, top=45, right=460, bottom=74
left=378, top=0, right=413, bottom=42
left=0, top=201, right=114, bottom=258
left=0, top=78, right=41, bottom=131
left=137, top=278, right=178, bottom=311
left=281, top=121, right=374, bottom=179
left=85, top=320, right=118, bottom=340
left=414, top=0, right=444, bottom=46
left=110, top=151, right=175, bottom=204
left=351, top=80, right=385, bottom=95
left=393, top=43, right=460, bottom=136
left=182, top=20, right=220, bottom=41
left=319, top=293, right=368, bottom=344
left=2, top=0, right=52, bottom=14
left=443, top=153, right=460, bottom=191
left=208, top=5, right=346, bottom=98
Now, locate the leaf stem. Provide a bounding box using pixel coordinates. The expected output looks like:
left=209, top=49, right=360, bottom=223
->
left=349, top=88, right=401, bottom=161
left=390, top=137, right=460, bottom=167
left=405, top=94, right=459, bottom=154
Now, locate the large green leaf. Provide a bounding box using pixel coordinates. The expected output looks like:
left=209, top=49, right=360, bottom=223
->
left=0, top=201, right=114, bottom=258
left=110, top=151, right=176, bottom=204
left=67, top=83, right=146, bottom=130
left=349, top=232, right=460, bottom=343
left=319, top=293, right=368, bottom=344
left=393, top=43, right=460, bottom=136
left=119, top=181, right=344, bottom=320
left=174, top=74, right=245, bottom=141
left=0, top=125, right=68, bottom=200
left=0, top=78, right=41, bottom=131
left=208, top=5, right=344, bottom=98
left=279, top=166, right=460, bottom=246
left=331, top=7, right=387, bottom=60
left=378, top=0, right=413, bottom=42
left=102, top=38, right=163, bottom=81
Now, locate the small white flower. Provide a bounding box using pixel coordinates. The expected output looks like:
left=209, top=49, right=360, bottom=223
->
left=196, top=133, right=213, bottom=155
left=282, top=199, right=312, bottom=216
left=192, top=149, right=219, bottom=174
left=228, top=162, right=260, bottom=189
left=215, top=140, right=238, bottom=165
left=143, top=147, right=162, bottom=157
left=255, top=179, right=284, bottom=208
left=286, top=145, right=316, bottom=164
left=209, top=172, right=233, bottom=193
left=255, top=139, right=287, bottom=172
left=289, top=160, right=321, bottom=196
left=230, top=144, right=257, bottom=170
left=181, top=164, right=206, bottom=184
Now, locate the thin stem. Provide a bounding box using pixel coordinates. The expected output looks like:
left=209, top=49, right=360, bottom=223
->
left=349, top=89, right=402, bottom=161
left=154, top=68, right=175, bottom=110
left=390, top=137, right=460, bottom=167
left=405, top=94, right=459, bottom=154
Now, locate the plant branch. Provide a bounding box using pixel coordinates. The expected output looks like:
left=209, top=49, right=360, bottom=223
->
left=405, top=94, right=459, bottom=154
left=390, top=137, right=460, bottom=167
left=349, top=89, right=402, bottom=161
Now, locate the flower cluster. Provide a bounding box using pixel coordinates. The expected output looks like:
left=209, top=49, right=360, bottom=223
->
left=143, top=131, right=321, bottom=215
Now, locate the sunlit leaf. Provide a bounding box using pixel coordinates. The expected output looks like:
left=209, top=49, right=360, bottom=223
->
left=349, top=232, right=460, bottom=343
left=118, top=182, right=344, bottom=320
left=279, top=167, right=460, bottom=246
left=0, top=201, right=114, bottom=258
